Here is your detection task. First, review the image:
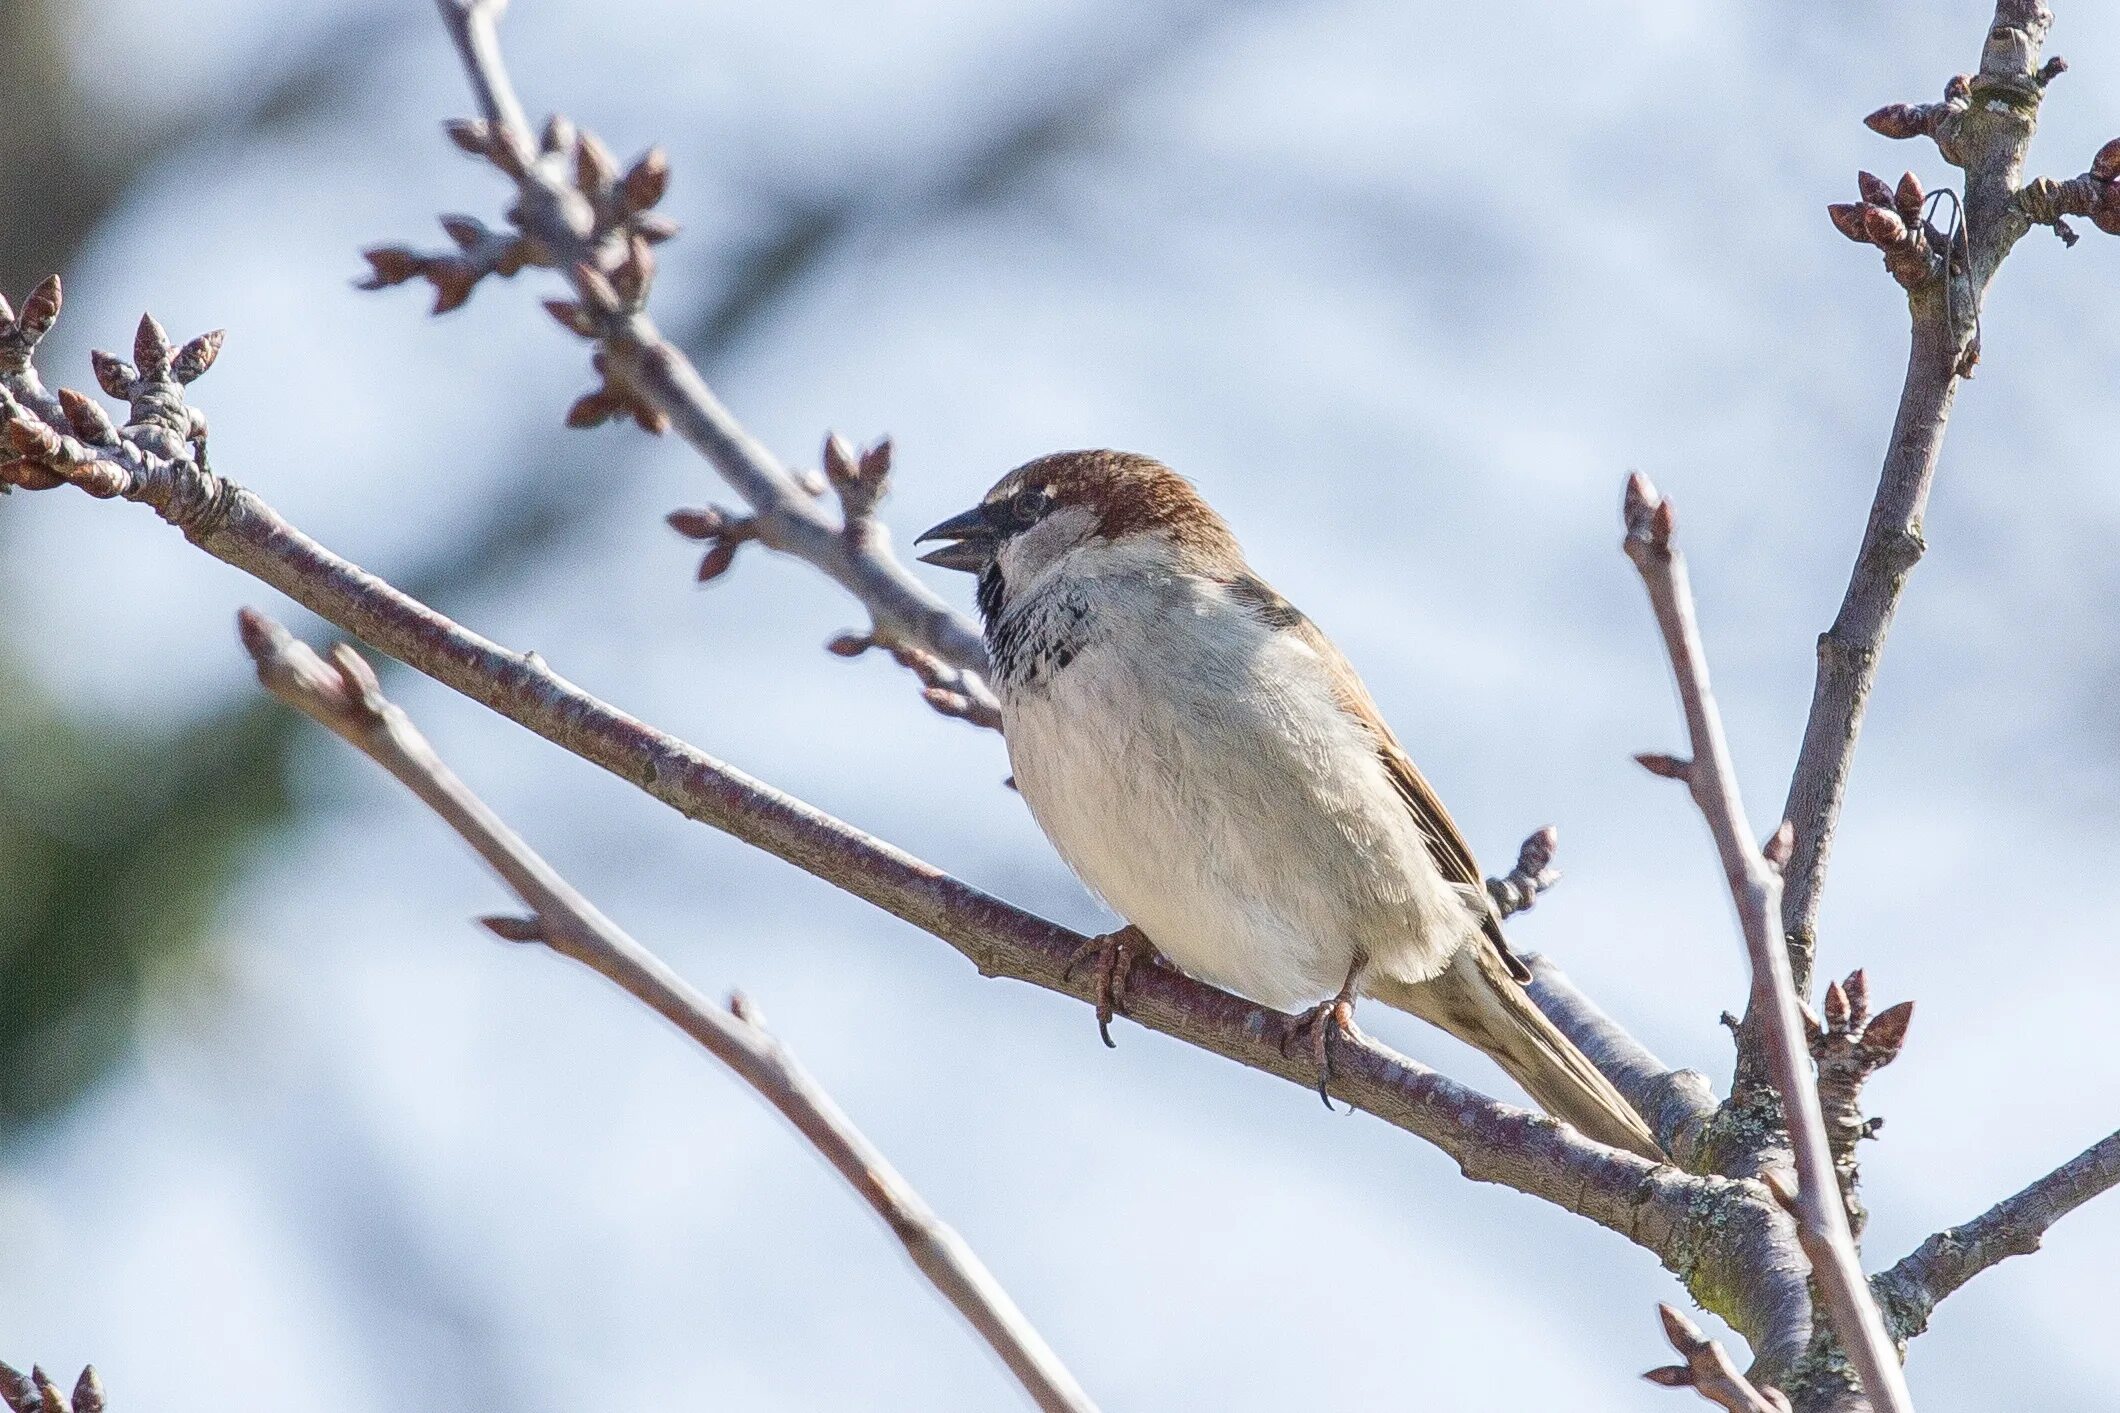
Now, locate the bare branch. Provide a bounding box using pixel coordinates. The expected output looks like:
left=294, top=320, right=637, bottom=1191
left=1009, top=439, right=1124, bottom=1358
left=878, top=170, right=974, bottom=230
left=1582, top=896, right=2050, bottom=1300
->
left=236, top=608, right=1096, bottom=1413
left=1645, top=1304, right=1793, bottom=1413
left=1779, top=0, right=2062, bottom=1013
left=1522, top=953, right=1719, bottom=1168
left=1622, top=475, right=1912, bottom=1413
left=355, top=0, right=993, bottom=726
left=1872, top=1128, right=2120, bottom=1343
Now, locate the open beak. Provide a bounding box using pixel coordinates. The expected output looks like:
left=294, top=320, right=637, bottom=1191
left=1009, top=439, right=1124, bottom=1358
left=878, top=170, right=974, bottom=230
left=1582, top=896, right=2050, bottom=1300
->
left=915, top=505, right=999, bottom=573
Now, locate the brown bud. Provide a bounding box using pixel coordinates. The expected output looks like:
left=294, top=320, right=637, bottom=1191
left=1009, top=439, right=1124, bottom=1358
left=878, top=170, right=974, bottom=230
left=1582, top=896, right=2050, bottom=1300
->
left=480, top=914, right=545, bottom=943
left=543, top=299, right=601, bottom=338
left=18, top=275, right=61, bottom=341
left=2038, top=56, right=2069, bottom=85
left=564, top=389, right=620, bottom=428
left=443, top=117, right=493, bottom=157
left=632, top=213, right=681, bottom=244
left=132, top=313, right=173, bottom=378
left=173, top=330, right=225, bottom=384
left=695, top=540, right=740, bottom=582
left=858, top=437, right=893, bottom=485
left=29, top=1368, right=65, bottom=1413
left=1642, top=1366, right=1695, bottom=1389
left=7, top=415, right=62, bottom=460
left=90, top=349, right=137, bottom=397
left=71, top=459, right=131, bottom=499
left=823, top=431, right=859, bottom=488
left=1861, top=205, right=1907, bottom=246
left=612, top=236, right=654, bottom=307
left=666, top=506, right=728, bottom=540
left=440, top=214, right=487, bottom=250
left=541, top=113, right=577, bottom=156
left=1826, top=203, right=1870, bottom=242
left=0, top=1366, right=34, bottom=1413
left=1762, top=819, right=1796, bottom=870
left=1864, top=104, right=1930, bottom=140
left=1633, top=752, right=1691, bottom=780
left=0, top=459, right=65, bottom=490
left=1894, top=171, right=1925, bottom=220
left=59, top=388, right=116, bottom=443
left=426, top=260, right=478, bottom=315
left=357, top=246, right=424, bottom=289
left=2091, top=137, right=2120, bottom=181
left=72, top=1368, right=105, bottom=1413
left=621, top=148, right=671, bottom=212
left=825, top=632, right=872, bottom=657
left=631, top=399, right=669, bottom=436
left=575, top=132, right=616, bottom=196
left=1857, top=170, right=1894, bottom=207
left=1843, top=968, right=1869, bottom=1027
left=1824, top=979, right=1850, bottom=1033
left=1861, top=1000, right=1914, bottom=1057
left=571, top=261, right=619, bottom=313
left=1944, top=74, right=1972, bottom=102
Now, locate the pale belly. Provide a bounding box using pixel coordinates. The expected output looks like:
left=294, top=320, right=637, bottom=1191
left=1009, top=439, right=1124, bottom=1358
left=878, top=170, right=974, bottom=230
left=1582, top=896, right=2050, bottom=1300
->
left=1000, top=609, right=1474, bottom=1012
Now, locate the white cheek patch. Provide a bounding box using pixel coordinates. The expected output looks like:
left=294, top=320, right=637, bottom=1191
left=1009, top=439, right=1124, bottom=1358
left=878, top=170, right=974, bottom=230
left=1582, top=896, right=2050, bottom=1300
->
left=997, top=504, right=1099, bottom=589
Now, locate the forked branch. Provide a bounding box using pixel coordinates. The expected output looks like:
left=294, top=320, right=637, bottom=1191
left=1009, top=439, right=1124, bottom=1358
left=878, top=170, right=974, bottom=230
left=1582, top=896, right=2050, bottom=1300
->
left=236, top=609, right=1097, bottom=1413
left=355, top=0, right=994, bottom=725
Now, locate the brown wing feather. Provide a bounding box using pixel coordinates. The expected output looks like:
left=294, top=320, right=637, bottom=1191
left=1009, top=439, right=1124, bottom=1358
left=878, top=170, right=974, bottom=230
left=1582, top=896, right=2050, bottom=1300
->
left=1222, top=571, right=1530, bottom=981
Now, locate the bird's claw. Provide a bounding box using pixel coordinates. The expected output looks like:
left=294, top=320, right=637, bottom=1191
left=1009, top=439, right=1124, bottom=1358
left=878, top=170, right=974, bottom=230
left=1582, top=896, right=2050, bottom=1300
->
left=1280, top=994, right=1359, bottom=1110
left=1064, top=926, right=1156, bottom=1048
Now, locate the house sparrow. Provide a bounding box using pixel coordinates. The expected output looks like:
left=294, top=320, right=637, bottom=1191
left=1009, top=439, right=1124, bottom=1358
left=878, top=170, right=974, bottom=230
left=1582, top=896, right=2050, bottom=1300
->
left=918, top=450, right=1661, bottom=1159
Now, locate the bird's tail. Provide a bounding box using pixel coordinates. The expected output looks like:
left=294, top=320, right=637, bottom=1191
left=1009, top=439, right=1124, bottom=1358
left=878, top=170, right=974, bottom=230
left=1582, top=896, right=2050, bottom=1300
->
left=1369, top=942, right=1664, bottom=1161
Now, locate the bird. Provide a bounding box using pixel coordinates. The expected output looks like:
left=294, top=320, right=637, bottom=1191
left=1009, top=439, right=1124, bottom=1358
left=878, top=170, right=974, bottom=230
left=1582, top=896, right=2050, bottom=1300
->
left=917, top=449, right=1661, bottom=1159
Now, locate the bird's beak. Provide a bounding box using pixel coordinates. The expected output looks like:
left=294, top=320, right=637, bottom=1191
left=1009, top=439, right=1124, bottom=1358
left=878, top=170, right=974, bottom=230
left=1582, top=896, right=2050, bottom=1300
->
left=915, top=505, right=999, bottom=573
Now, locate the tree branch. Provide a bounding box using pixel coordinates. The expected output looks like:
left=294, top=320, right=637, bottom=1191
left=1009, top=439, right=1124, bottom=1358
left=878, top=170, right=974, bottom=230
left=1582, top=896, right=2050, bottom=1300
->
left=1621, top=476, right=1911, bottom=1413
left=1777, top=0, right=2073, bottom=1011
left=0, top=300, right=1721, bottom=1267
left=1872, top=1128, right=2120, bottom=1343
left=352, top=0, right=993, bottom=725
left=235, top=609, right=1096, bottom=1413
left=1522, top=953, right=1720, bottom=1168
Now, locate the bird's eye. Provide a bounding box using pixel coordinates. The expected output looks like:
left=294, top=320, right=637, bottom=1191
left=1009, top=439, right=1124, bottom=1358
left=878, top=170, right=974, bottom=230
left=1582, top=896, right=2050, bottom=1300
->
left=1009, top=487, right=1052, bottom=526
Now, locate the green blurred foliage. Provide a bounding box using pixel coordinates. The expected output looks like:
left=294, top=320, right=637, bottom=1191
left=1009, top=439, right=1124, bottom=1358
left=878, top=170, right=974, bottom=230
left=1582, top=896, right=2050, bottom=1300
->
left=0, top=669, right=294, bottom=1127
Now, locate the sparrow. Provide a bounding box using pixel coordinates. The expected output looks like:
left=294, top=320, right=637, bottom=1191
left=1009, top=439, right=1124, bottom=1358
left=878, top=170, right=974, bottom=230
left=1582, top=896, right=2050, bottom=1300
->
left=918, top=450, right=1661, bottom=1159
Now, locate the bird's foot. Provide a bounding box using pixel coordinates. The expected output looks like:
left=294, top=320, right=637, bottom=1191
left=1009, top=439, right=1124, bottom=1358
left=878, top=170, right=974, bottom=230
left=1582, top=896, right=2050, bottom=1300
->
left=1280, top=989, right=1361, bottom=1110
left=1064, top=925, right=1158, bottom=1048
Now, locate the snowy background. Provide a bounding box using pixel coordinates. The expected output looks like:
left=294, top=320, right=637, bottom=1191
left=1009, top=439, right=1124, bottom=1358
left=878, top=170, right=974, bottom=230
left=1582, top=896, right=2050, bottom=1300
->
left=3, top=1, right=2118, bottom=1408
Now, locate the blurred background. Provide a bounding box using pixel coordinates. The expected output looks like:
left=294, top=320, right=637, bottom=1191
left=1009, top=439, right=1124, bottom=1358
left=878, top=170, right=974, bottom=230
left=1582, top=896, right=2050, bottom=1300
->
left=4, top=1, right=2118, bottom=1407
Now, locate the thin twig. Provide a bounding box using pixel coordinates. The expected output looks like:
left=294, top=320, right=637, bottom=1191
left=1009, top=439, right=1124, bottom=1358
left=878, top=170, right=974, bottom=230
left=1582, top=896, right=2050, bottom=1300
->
left=236, top=608, right=1096, bottom=1413
left=1645, top=1304, right=1794, bottom=1413
left=1622, top=475, right=1912, bottom=1413
left=1872, top=1128, right=2120, bottom=1342
left=375, top=0, right=994, bottom=725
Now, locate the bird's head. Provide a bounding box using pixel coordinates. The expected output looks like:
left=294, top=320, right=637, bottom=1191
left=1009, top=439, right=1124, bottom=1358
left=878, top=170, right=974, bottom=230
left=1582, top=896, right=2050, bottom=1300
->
left=916, top=450, right=1238, bottom=615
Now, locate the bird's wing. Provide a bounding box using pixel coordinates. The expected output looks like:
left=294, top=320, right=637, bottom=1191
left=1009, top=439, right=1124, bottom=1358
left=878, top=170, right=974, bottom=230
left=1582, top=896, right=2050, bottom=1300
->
left=1221, top=570, right=1530, bottom=981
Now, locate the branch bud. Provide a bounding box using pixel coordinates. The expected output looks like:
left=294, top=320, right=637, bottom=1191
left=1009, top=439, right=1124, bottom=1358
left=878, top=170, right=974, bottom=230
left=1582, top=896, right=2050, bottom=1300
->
left=2093, top=137, right=2120, bottom=182
left=621, top=148, right=671, bottom=212
left=58, top=388, right=116, bottom=443
left=1857, top=170, right=1894, bottom=207
left=443, top=117, right=493, bottom=157
left=172, top=330, right=225, bottom=384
